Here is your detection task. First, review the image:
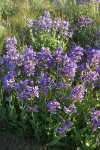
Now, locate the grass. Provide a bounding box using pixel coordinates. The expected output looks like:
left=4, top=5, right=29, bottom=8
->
left=0, top=0, right=100, bottom=49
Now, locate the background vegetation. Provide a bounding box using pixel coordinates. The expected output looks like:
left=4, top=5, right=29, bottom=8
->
left=0, top=0, right=100, bottom=54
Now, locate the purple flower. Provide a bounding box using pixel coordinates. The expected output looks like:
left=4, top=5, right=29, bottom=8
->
left=16, top=80, right=39, bottom=101
left=82, top=71, right=99, bottom=88
left=97, top=30, right=100, bottom=38
left=23, top=46, right=38, bottom=76
left=33, top=86, right=39, bottom=98
left=29, top=11, right=52, bottom=32
left=0, top=57, right=3, bottom=65
left=91, top=108, right=100, bottom=132
left=39, top=72, right=52, bottom=87
left=6, top=37, right=17, bottom=47
left=70, top=84, right=86, bottom=101
left=43, top=11, right=51, bottom=18
left=33, top=104, right=39, bottom=112
left=47, top=99, right=61, bottom=114
left=37, top=47, right=52, bottom=68
left=55, top=120, right=74, bottom=134
left=63, top=106, right=70, bottom=113
left=26, top=104, right=39, bottom=112
left=85, top=18, right=93, bottom=25
left=58, top=58, right=77, bottom=82
left=64, top=104, right=77, bottom=114
left=61, top=21, right=69, bottom=30
left=68, top=46, right=85, bottom=62
left=53, top=18, right=61, bottom=29
left=3, top=38, right=21, bottom=70
left=26, top=104, right=31, bottom=111
left=42, top=87, right=48, bottom=96
left=97, top=66, right=100, bottom=73
left=2, top=71, right=17, bottom=92
left=61, top=31, right=73, bottom=38
left=26, top=19, right=33, bottom=28
left=52, top=46, right=63, bottom=62
left=87, top=48, right=100, bottom=68
left=68, top=104, right=77, bottom=113
left=5, top=97, right=10, bottom=101
left=78, top=16, right=93, bottom=27
left=79, top=63, right=90, bottom=72
left=38, top=11, right=52, bottom=31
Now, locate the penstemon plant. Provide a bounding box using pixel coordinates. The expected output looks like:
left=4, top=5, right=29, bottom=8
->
left=0, top=12, right=100, bottom=149
left=26, top=11, right=73, bottom=52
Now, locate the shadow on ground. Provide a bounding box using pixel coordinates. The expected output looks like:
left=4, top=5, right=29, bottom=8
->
left=0, top=129, right=60, bottom=150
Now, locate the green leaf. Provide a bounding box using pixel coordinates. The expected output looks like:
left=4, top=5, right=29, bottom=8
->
left=48, top=137, right=59, bottom=146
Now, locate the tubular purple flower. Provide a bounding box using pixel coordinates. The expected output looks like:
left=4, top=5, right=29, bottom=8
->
left=47, top=99, right=61, bottom=114
left=26, top=104, right=39, bottom=112
left=61, top=21, right=69, bottom=30
left=53, top=18, right=61, bottom=29
left=82, top=71, right=99, bottom=88
left=0, top=57, right=3, bottom=65
left=55, top=120, right=74, bottom=134
left=63, top=106, right=70, bottom=113
left=3, top=38, right=21, bottom=70
left=68, top=46, right=85, bottom=62
left=87, top=48, right=100, bottom=68
left=58, top=58, right=77, bottom=82
left=61, top=31, right=73, bottom=38
left=38, top=11, right=52, bottom=31
left=2, top=71, right=17, bottom=92
left=16, top=80, right=39, bottom=101
left=6, top=37, right=17, bottom=47
left=68, top=104, right=77, bottom=114
left=33, top=104, right=39, bottom=112
left=91, top=108, right=100, bottom=132
left=70, top=84, right=86, bottom=101
left=78, top=16, right=93, bottom=27
left=39, top=72, right=52, bottom=86
left=97, top=30, right=100, bottom=38
left=64, top=104, right=77, bottom=114
left=23, top=46, right=38, bottom=76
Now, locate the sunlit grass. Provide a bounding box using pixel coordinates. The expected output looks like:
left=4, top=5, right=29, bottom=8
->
left=0, top=0, right=100, bottom=54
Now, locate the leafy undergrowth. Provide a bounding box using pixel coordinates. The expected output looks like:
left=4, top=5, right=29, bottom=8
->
left=0, top=127, right=100, bottom=150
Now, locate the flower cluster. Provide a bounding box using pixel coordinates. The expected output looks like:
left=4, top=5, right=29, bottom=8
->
left=70, top=84, right=86, bottom=101
left=47, top=99, right=61, bottom=114
left=23, top=46, right=37, bottom=76
left=97, top=30, right=100, bottom=38
left=26, top=11, right=73, bottom=38
left=82, top=71, right=99, bottom=88
left=15, top=79, right=39, bottom=101
left=39, top=72, right=52, bottom=95
left=3, top=37, right=20, bottom=70
left=1, top=37, right=100, bottom=104
left=78, top=16, right=93, bottom=27
left=37, top=47, right=52, bottom=68
left=55, top=120, right=74, bottom=134
left=63, top=104, right=77, bottom=114
left=26, top=104, right=39, bottom=112
left=2, top=71, right=16, bottom=92
left=86, top=48, right=100, bottom=68
left=68, top=46, right=85, bottom=62
left=91, top=108, right=100, bottom=132
left=0, top=18, right=100, bottom=139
